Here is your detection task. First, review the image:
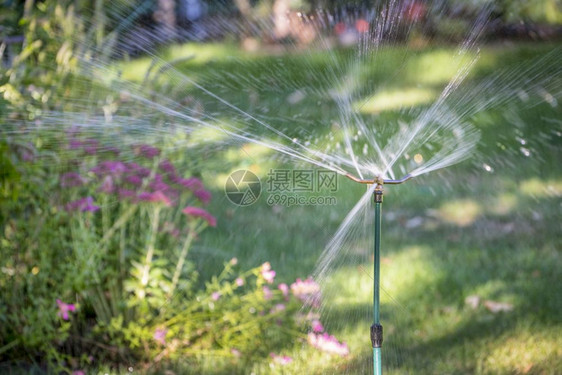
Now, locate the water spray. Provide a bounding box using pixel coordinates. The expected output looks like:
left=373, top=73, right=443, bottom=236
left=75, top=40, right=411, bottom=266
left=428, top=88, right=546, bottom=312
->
left=345, top=173, right=413, bottom=375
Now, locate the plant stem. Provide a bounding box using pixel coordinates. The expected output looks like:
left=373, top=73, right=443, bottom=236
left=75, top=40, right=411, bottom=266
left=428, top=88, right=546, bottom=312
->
left=169, top=229, right=195, bottom=296
left=141, top=206, right=161, bottom=287
left=100, top=204, right=137, bottom=246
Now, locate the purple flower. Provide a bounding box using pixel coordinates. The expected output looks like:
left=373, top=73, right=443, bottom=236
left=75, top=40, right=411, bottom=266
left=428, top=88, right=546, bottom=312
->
left=118, top=188, right=137, bottom=202
left=270, top=353, right=293, bottom=365
left=56, top=299, right=76, bottom=320
left=138, top=191, right=172, bottom=206
left=91, top=161, right=127, bottom=177
left=66, top=197, right=100, bottom=212
left=133, top=144, right=160, bottom=159
left=72, top=371, right=85, bottom=375
left=263, top=286, right=273, bottom=300
left=307, top=332, right=349, bottom=356
left=127, top=163, right=151, bottom=178
left=311, top=320, right=324, bottom=333
left=291, top=278, right=322, bottom=308
left=60, top=172, right=87, bottom=188
left=82, top=139, right=99, bottom=155
left=194, top=189, right=212, bottom=204
left=68, top=139, right=83, bottom=150
left=182, top=206, right=217, bottom=227
left=278, top=283, right=289, bottom=299
left=211, top=292, right=221, bottom=301
left=124, top=174, right=143, bottom=187
left=174, top=177, right=203, bottom=191
left=261, top=262, right=276, bottom=284
left=235, top=277, right=244, bottom=287
left=153, top=328, right=168, bottom=345
left=159, top=159, right=177, bottom=177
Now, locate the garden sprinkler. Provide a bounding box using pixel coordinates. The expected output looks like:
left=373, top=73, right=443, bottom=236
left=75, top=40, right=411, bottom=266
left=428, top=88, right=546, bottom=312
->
left=345, top=173, right=413, bottom=375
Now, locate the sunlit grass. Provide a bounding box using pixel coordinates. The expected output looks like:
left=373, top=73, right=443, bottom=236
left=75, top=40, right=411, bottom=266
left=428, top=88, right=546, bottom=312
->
left=355, top=87, right=438, bottom=113
left=436, top=198, right=482, bottom=227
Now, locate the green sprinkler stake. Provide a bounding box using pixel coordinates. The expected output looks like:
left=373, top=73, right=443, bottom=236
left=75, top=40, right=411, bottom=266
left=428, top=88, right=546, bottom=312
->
left=345, top=173, right=412, bottom=375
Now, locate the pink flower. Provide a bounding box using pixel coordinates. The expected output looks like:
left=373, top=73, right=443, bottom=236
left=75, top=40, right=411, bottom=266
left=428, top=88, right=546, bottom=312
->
left=230, top=257, right=238, bottom=265
left=211, top=292, right=221, bottom=301
left=261, top=262, right=276, bottom=284
left=270, top=353, right=293, bottom=365
left=278, top=283, right=289, bottom=299
left=235, top=277, right=244, bottom=287
left=66, top=197, right=100, bottom=212
left=153, top=328, right=167, bottom=345
left=307, top=332, right=349, bottom=356
left=56, top=299, right=76, bottom=320
left=263, top=286, right=273, bottom=300
left=72, top=371, right=85, bottom=375
left=291, top=277, right=322, bottom=308
left=311, top=320, right=324, bottom=333
left=194, top=189, right=212, bottom=204
left=231, top=348, right=242, bottom=358
left=182, top=206, right=217, bottom=227
left=270, top=303, right=286, bottom=314
left=138, top=191, right=172, bottom=206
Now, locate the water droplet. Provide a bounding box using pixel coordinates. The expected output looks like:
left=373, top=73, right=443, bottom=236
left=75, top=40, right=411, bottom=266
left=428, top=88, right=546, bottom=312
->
left=516, top=136, right=526, bottom=145
left=414, top=154, right=423, bottom=164
left=483, top=163, right=494, bottom=172
left=520, top=147, right=531, bottom=157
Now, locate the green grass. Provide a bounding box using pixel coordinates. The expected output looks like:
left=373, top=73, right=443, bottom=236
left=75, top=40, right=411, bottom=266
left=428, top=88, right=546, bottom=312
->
left=130, top=40, right=562, bottom=374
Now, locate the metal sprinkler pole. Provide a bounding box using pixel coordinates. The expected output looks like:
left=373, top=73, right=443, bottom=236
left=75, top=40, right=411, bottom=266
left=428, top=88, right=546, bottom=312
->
left=345, top=173, right=412, bottom=375
left=372, top=182, right=383, bottom=375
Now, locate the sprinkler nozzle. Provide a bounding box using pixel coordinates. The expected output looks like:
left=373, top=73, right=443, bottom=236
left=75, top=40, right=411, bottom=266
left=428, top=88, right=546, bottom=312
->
left=345, top=173, right=413, bottom=185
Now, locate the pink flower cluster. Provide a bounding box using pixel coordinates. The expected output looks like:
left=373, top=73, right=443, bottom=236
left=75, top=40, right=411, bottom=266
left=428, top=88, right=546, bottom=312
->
left=260, top=262, right=276, bottom=283
left=290, top=277, right=322, bottom=308
left=62, top=142, right=215, bottom=224
left=307, top=332, right=349, bottom=357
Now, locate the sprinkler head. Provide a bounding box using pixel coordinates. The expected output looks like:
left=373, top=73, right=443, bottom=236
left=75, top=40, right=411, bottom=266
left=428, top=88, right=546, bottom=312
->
left=344, top=173, right=413, bottom=185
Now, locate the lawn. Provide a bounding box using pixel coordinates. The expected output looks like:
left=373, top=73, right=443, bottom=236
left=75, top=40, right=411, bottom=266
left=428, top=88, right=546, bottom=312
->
left=124, top=41, right=561, bottom=374
left=2, top=38, right=561, bottom=374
